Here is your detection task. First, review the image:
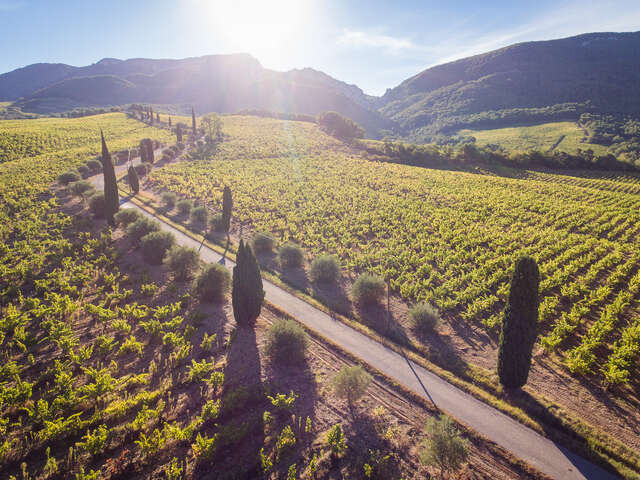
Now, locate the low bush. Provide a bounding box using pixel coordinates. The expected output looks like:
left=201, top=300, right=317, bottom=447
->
left=331, top=365, right=372, bottom=407
left=161, top=192, right=177, bottom=210
left=251, top=232, right=275, bottom=254
left=176, top=199, right=192, bottom=216
left=58, top=170, right=80, bottom=185
left=134, top=163, right=150, bottom=176
left=166, top=245, right=200, bottom=280
left=310, top=254, right=340, bottom=283
left=409, top=303, right=439, bottom=333
left=114, top=208, right=142, bottom=226
left=193, top=264, right=230, bottom=303
left=77, top=165, right=90, bottom=178
left=352, top=274, right=385, bottom=305
left=86, top=159, right=102, bottom=173
left=279, top=243, right=304, bottom=269
left=69, top=180, right=94, bottom=198
left=88, top=192, right=105, bottom=217
left=191, top=205, right=208, bottom=224
left=141, top=231, right=175, bottom=264
left=264, top=319, right=308, bottom=364
left=127, top=217, right=161, bottom=245
left=209, top=213, right=225, bottom=232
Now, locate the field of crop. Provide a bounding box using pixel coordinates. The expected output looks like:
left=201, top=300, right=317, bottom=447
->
left=149, top=115, right=640, bottom=451
left=0, top=113, right=540, bottom=479
left=458, top=121, right=610, bottom=156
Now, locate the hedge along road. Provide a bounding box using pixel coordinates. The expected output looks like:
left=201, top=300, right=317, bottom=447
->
left=88, top=179, right=618, bottom=480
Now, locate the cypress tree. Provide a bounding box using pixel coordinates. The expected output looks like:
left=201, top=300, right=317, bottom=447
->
left=222, top=185, right=232, bottom=234
left=147, top=139, right=155, bottom=164
left=168, top=116, right=172, bottom=127
left=150, top=107, right=154, bottom=125
left=139, top=139, right=148, bottom=163
left=498, top=256, right=540, bottom=389
left=156, top=112, right=160, bottom=123
left=191, top=107, right=196, bottom=136
left=176, top=123, right=182, bottom=143
left=100, top=130, right=119, bottom=225
left=139, top=138, right=154, bottom=164
left=232, top=240, right=265, bottom=325
left=128, top=165, right=139, bottom=194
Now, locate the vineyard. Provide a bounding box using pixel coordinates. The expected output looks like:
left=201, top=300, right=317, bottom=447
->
left=149, top=115, right=640, bottom=446
left=0, top=113, right=540, bottom=479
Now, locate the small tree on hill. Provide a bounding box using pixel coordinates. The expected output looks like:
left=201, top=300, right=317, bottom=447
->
left=100, top=130, right=119, bottom=225
left=498, top=255, right=540, bottom=389
left=317, top=111, right=365, bottom=141
left=222, top=186, right=232, bottom=236
left=420, top=414, right=468, bottom=478
left=191, top=107, right=197, bottom=136
left=331, top=365, right=371, bottom=414
left=128, top=165, right=139, bottom=194
left=232, top=240, right=265, bottom=325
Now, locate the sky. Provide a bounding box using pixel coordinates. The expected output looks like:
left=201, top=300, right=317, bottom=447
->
left=1, top=0, right=640, bottom=96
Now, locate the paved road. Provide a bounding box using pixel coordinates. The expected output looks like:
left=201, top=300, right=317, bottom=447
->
left=87, top=162, right=619, bottom=479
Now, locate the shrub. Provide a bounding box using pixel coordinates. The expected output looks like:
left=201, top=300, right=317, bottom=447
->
left=264, top=319, right=308, bottom=364
left=251, top=232, right=275, bottom=254
left=310, top=254, right=340, bottom=283
left=114, top=208, right=142, bottom=226
left=326, top=424, right=347, bottom=456
left=69, top=180, right=94, bottom=198
left=88, top=192, right=105, bottom=217
left=352, top=274, right=385, bottom=305
left=409, top=303, right=440, bottom=333
left=166, top=245, right=200, bottom=280
left=176, top=199, right=192, bottom=216
left=127, top=217, right=161, bottom=245
left=331, top=365, right=371, bottom=408
left=191, top=205, right=208, bottom=224
left=232, top=241, right=264, bottom=324
left=141, top=231, right=175, bottom=264
left=77, top=165, right=90, bottom=178
left=279, top=243, right=304, bottom=269
left=58, top=170, right=80, bottom=185
left=161, top=192, right=177, bottom=210
left=86, top=159, right=102, bottom=173
left=193, top=264, right=230, bottom=303
left=498, top=256, right=540, bottom=389
left=209, top=213, right=225, bottom=232
left=134, top=163, right=150, bottom=176
left=317, top=111, right=365, bottom=140
left=420, top=415, right=468, bottom=477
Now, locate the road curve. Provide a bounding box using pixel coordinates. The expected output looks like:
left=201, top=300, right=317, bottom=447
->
left=98, top=195, right=618, bottom=480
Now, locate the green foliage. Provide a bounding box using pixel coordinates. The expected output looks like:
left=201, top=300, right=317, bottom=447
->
left=176, top=199, right=192, bottom=216
left=498, top=256, right=540, bottom=389
left=279, top=243, right=304, bottom=269
left=267, top=390, right=298, bottom=411
left=140, top=230, right=175, bottom=264
left=221, top=185, right=232, bottom=232
left=190, top=205, right=208, bottom=224
left=165, top=458, right=184, bottom=480
left=326, top=424, right=347, bottom=456
left=310, top=254, right=340, bottom=283
left=232, top=240, right=264, bottom=324
left=420, top=414, right=469, bottom=476
left=78, top=424, right=109, bottom=456
left=127, top=216, right=161, bottom=245
left=128, top=165, right=139, bottom=194
left=192, top=432, right=218, bottom=460
left=318, top=111, right=365, bottom=140
left=100, top=131, right=119, bottom=224
left=331, top=365, right=372, bottom=407
left=161, top=191, right=177, bottom=210
left=58, top=170, right=80, bottom=185
left=251, top=232, right=276, bottom=254
left=187, top=358, right=215, bottom=382
left=193, top=263, right=230, bottom=303
left=352, top=274, right=385, bottom=305
left=200, top=399, right=220, bottom=421
left=409, top=303, right=440, bottom=333
left=69, top=180, right=94, bottom=198
left=114, top=208, right=141, bottom=227
left=264, top=318, right=308, bottom=365
left=86, top=158, right=102, bottom=172
left=363, top=449, right=394, bottom=479
left=88, top=192, right=105, bottom=218
left=166, top=245, right=200, bottom=280
left=139, top=138, right=154, bottom=164
left=275, top=425, right=296, bottom=462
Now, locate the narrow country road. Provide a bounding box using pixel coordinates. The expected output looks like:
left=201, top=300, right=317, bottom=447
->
left=89, top=188, right=619, bottom=480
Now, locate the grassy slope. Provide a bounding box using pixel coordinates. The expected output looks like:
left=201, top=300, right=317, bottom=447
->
left=458, top=121, right=609, bottom=155
left=148, top=115, right=640, bottom=471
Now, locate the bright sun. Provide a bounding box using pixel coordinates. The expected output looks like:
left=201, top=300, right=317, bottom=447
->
left=210, top=0, right=309, bottom=62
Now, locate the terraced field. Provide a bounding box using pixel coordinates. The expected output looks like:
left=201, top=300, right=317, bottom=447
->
left=458, top=121, right=609, bottom=155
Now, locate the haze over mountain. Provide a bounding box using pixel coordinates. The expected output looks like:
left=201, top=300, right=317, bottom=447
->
left=1, top=31, right=639, bottom=140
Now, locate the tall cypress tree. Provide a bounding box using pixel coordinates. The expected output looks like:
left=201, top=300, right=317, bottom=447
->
left=498, top=256, right=540, bottom=389
left=150, top=107, right=154, bottom=125
left=232, top=240, right=265, bottom=325
left=147, top=139, right=155, bottom=164
left=128, top=165, right=139, bottom=194
left=191, top=107, right=196, bottom=136
left=222, top=185, right=232, bottom=234
left=139, top=139, right=148, bottom=163
left=168, top=116, right=172, bottom=128
left=176, top=123, right=182, bottom=143
left=100, top=130, right=119, bottom=225
left=156, top=112, right=160, bottom=123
